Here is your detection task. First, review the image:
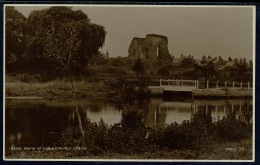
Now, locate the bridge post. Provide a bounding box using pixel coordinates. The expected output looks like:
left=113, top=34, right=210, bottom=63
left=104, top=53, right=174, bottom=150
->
left=216, top=81, right=218, bottom=89
left=248, top=82, right=250, bottom=90
left=240, top=82, right=242, bottom=90
left=197, top=80, right=199, bottom=89
left=207, top=80, right=209, bottom=89
left=168, top=79, right=169, bottom=85
left=160, top=79, right=161, bottom=86
left=225, top=81, right=227, bottom=88
left=232, top=81, right=234, bottom=90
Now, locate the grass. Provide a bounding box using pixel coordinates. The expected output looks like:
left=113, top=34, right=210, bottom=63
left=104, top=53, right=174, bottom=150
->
left=197, top=138, right=252, bottom=160
left=5, top=138, right=252, bottom=160
left=5, top=77, right=109, bottom=99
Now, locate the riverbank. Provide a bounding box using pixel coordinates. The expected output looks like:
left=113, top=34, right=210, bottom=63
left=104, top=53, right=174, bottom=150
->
left=5, top=138, right=252, bottom=160
left=192, top=89, right=252, bottom=98
left=6, top=81, right=253, bottom=99
left=5, top=80, right=111, bottom=99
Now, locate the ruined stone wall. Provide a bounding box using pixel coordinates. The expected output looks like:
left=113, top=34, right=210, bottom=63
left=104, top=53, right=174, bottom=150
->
left=128, top=34, right=172, bottom=62
left=128, top=37, right=145, bottom=58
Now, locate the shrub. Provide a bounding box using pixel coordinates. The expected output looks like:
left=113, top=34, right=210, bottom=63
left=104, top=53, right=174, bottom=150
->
left=157, top=67, right=169, bottom=77
left=121, top=107, right=144, bottom=130
left=59, top=112, right=252, bottom=156
left=216, top=118, right=251, bottom=141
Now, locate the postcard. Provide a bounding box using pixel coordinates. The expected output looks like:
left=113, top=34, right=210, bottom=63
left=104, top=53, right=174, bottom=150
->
left=3, top=4, right=255, bottom=162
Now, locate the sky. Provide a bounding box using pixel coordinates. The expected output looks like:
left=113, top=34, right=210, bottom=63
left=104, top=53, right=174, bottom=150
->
left=12, top=5, right=254, bottom=60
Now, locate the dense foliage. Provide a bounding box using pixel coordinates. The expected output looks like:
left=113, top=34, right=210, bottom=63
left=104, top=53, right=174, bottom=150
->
left=5, top=6, right=106, bottom=77
left=5, top=6, right=27, bottom=72
left=132, top=58, right=145, bottom=78
left=59, top=107, right=252, bottom=156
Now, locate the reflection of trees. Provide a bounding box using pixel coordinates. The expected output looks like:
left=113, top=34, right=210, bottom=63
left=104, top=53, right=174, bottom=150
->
left=5, top=102, right=71, bottom=155
left=88, top=101, right=102, bottom=113
left=241, top=99, right=252, bottom=124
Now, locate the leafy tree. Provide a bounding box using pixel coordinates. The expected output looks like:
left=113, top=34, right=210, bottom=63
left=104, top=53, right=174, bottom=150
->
left=202, top=55, right=207, bottom=62
left=91, top=51, right=108, bottom=66
left=5, top=6, right=27, bottom=72
left=218, top=56, right=223, bottom=62
left=235, top=58, right=248, bottom=82
left=195, top=59, right=217, bottom=81
left=26, top=6, right=106, bottom=76
left=228, top=57, right=232, bottom=61
left=26, top=7, right=106, bottom=135
left=132, top=58, right=145, bottom=78
left=180, top=57, right=195, bottom=68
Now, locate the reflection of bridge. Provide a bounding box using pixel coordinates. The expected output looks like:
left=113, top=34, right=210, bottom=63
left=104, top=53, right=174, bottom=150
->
left=144, top=98, right=251, bottom=128
left=191, top=99, right=250, bottom=123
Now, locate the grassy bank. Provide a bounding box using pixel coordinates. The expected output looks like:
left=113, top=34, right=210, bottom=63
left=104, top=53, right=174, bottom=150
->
left=193, top=89, right=252, bottom=98
left=5, top=79, right=110, bottom=99
left=5, top=138, right=252, bottom=160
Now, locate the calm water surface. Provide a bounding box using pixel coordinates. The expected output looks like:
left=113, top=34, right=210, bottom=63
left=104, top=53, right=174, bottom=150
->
left=5, top=97, right=251, bottom=149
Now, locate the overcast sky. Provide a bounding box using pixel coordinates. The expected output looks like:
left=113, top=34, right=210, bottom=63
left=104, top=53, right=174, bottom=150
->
left=12, top=5, right=254, bottom=60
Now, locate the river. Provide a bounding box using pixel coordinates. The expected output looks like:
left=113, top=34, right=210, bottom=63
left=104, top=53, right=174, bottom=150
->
left=5, top=97, right=252, bottom=150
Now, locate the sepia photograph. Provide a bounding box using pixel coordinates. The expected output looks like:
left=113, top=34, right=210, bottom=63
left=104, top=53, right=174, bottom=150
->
left=3, top=4, right=255, bottom=161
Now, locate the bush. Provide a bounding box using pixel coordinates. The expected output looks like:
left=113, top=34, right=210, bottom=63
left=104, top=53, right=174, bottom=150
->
left=110, top=58, right=125, bottom=67
left=121, top=107, right=144, bottom=130
left=216, top=118, right=251, bottom=141
left=158, top=67, right=169, bottom=76
left=59, top=112, right=252, bottom=156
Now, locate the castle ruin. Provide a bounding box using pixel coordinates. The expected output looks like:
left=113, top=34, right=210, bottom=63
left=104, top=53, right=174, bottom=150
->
left=128, top=34, right=172, bottom=62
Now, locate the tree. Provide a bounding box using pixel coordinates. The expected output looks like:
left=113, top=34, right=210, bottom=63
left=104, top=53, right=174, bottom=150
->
left=91, top=51, right=108, bottom=66
left=195, top=59, right=217, bottom=81
left=228, top=57, right=232, bottom=61
left=110, top=57, right=124, bottom=67
left=121, top=106, right=144, bottom=129
left=202, top=55, right=207, bottom=63
left=218, top=56, right=223, bottom=62
left=26, top=6, right=106, bottom=75
left=180, top=57, right=195, bottom=68
left=27, top=7, right=106, bottom=135
left=132, top=58, right=145, bottom=78
left=158, top=66, right=169, bottom=76
left=235, top=58, right=248, bottom=82
left=5, top=6, right=27, bottom=72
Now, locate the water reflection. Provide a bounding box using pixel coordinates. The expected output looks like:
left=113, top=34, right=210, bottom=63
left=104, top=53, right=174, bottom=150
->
left=5, top=98, right=252, bottom=150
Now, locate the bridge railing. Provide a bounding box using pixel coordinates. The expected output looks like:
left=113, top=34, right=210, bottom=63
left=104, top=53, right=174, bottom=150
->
left=160, top=79, right=197, bottom=88
left=197, top=80, right=252, bottom=91
left=158, top=79, right=253, bottom=91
